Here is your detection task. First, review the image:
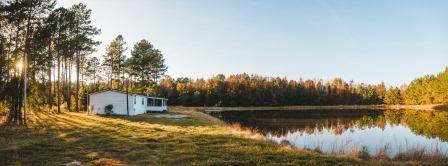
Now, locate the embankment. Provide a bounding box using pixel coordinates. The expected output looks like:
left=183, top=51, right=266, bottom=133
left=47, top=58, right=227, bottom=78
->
left=196, top=104, right=448, bottom=112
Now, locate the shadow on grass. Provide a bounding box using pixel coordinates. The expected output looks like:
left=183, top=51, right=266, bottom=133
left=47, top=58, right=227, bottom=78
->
left=0, top=112, right=149, bottom=165
left=0, top=111, right=367, bottom=166
left=433, top=105, right=448, bottom=111
left=102, top=113, right=211, bottom=127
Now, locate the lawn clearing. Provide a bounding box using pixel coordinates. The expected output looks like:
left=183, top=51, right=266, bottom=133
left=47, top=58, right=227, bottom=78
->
left=0, top=107, right=428, bottom=165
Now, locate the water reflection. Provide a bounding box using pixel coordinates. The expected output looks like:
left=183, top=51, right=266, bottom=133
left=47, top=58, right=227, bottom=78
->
left=210, top=109, right=448, bottom=156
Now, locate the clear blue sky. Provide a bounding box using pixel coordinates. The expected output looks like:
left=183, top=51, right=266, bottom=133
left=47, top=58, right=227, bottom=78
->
left=58, top=0, right=448, bottom=86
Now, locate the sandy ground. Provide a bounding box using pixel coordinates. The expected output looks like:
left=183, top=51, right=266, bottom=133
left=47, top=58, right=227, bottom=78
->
left=152, top=114, right=188, bottom=119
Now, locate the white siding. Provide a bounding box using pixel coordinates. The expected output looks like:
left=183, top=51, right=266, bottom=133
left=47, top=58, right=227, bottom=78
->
left=88, top=90, right=168, bottom=116
left=133, top=96, right=168, bottom=113
left=132, top=95, right=147, bottom=115
left=89, top=91, right=133, bottom=115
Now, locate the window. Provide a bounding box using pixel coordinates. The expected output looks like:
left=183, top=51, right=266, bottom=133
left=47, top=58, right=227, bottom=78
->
left=148, top=98, right=154, bottom=106
left=142, top=98, right=144, bottom=105
left=134, top=96, right=136, bottom=104
left=155, top=99, right=162, bottom=106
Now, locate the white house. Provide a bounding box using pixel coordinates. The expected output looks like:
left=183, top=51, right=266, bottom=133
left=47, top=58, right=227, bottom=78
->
left=88, top=90, right=168, bottom=115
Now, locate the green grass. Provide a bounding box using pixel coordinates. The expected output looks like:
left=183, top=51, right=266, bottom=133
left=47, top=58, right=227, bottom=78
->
left=0, top=107, right=439, bottom=165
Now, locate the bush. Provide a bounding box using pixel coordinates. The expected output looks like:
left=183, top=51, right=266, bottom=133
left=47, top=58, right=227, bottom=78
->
left=105, top=104, right=113, bottom=115
left=358, top=146, right=370, bottom=160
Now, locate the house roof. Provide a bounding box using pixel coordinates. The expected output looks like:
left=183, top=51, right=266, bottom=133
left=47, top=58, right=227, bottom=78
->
left=88, top=89, right=168, bottom=100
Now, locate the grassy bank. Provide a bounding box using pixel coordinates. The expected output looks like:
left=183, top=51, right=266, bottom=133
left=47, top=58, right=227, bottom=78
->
left=0, top=107, right=443, bottom=165
left=198, top=104, right=448, bottom=112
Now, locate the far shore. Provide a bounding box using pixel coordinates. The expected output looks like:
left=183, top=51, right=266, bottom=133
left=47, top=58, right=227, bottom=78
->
left=195, top=104, right=448, bottom=112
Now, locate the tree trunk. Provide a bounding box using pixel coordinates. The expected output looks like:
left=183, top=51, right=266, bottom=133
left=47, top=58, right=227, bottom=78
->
left=76, top=52, right=79, bottom=112
left=93, top=72, right=96, bottom=89
left=110, top=59, right=113, bottom=89
left=57, top=34, right=61, bottom=113
left=118, top=64, right=121, bottom=89
left=9, top=5, right=23, bottom=125
left=54, top=64, right=56, bottom=98
left=22, top=4, right=34, bottom=126
left=64, top=57, right=67, bottom=108
left=57, top=54, right=60, bottom=113
left=67, top=60, right=71, bottom=111
left=47, top=40, right=52, bottom=110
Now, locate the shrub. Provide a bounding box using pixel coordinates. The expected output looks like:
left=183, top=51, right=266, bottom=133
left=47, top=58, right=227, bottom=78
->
left=358, top=146, right=370, bottom=160
left=105, top=104, right=114, bottom=115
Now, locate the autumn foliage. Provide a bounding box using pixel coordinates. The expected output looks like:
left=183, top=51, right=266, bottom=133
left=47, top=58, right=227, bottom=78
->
left=156, top=74, right=390, bottom=106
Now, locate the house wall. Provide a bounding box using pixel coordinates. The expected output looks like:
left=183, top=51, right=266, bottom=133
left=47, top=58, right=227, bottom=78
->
left=89, top=91, right=167, bottom=115
left=89, top=91, right=133, bottom=115
left=132, top=95, right=148, bottom=115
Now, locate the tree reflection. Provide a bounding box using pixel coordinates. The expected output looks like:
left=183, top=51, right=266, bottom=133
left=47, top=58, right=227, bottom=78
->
left=402, top=110, right=448, bottom=141
left=213, top=109, right=448, bottom=141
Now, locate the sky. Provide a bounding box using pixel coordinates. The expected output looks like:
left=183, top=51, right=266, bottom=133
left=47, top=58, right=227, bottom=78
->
left=57, top=0, right=448, bottom=86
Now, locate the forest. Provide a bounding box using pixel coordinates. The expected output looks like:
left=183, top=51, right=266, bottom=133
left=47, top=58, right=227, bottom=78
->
left=157, top=67, right=448, bottom=107
left=1, top=0, right=447, bottom=126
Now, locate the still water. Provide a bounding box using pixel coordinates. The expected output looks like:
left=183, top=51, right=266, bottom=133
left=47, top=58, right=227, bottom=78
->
left=210, top=109, right=448, bottom=157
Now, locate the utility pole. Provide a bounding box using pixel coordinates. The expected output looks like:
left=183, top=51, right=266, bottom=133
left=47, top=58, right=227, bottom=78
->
left=23, top=51, right=27, bottom=126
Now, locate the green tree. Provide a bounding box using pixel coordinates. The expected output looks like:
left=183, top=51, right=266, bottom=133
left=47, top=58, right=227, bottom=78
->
left=384, top=87, right=402, bottom=105
left=49, top=7, right=70, bottom=113
left=127, top=39, right=167, bottom=89
left=85, top=56, right=100, bottom=89
left=70, top=3, right=100, bottom=112
left=404, top=68, right=448, bottom=105
left=103, top=35, right=126, bottom=89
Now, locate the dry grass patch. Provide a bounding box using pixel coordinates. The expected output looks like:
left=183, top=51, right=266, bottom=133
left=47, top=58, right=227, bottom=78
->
left=0, top=107, right=368, bottom=165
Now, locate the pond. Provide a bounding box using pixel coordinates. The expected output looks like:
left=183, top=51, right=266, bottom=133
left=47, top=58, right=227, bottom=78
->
left=209, top=109, right=448, bottom=157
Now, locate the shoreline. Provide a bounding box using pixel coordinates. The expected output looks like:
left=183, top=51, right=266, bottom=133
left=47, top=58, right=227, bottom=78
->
left=194, top=104, right=448, bottom=112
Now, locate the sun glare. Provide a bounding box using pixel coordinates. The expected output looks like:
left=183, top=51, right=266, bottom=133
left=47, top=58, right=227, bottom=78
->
left=16, top=62, right=23, bottom=70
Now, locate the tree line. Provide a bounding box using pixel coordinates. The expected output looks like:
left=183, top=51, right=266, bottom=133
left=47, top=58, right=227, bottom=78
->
left=157, top=74, right=394, bottom=106
left=156, top=68, right=448, bottom=107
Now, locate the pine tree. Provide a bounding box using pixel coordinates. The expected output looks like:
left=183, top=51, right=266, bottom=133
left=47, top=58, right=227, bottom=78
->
left=69, top=3, right=100, bottom=112
left=127, top=39, right=167, bottom=90
left=85, top=56, right=100, bottom=88
left=103, top=35, right=126, bottom=89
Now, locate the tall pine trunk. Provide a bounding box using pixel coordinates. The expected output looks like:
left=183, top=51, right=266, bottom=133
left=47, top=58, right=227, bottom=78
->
left=57, top=52, right=61, bottom=113
left=47, top=40, right=52, bottom=110
left=22, top=4, right=34, bottom=126
left=76, top=52, right=79, bottom=112
left=67, top=59, right=71, bottom=112
left=57, top=33, right=61, bottom=113
left=110, top=59, right=113, bottom=89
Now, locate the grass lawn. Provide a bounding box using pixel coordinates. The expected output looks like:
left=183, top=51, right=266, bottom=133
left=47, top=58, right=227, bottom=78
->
left=0, top=107, right=434, bottom=165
